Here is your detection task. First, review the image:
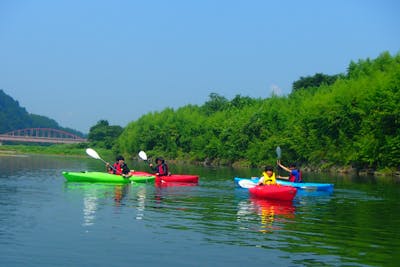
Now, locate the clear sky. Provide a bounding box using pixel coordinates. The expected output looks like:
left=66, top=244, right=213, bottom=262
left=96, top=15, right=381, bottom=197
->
left=1, top=0, right=399, bottom=133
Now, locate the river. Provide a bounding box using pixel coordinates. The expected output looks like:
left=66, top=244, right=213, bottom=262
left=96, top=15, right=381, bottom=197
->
left=0, top=154, right=399, bottom=267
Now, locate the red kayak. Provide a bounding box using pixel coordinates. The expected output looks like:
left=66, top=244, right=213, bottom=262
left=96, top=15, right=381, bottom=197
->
left=131, top=171, right=199, bottom=184
left=249, top=185, right=297, bottom=201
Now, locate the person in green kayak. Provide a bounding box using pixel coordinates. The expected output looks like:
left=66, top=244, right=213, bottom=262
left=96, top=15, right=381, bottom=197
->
left=149, top=157, right=170, bottom=176
left=107, top=155, right=131, bottom=178
left=276, top=160, right=302, bottom=182
left=257, top=166, right=277, bottom=185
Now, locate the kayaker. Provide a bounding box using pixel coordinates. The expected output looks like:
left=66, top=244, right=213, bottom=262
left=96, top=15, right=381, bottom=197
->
left=276, top=160, right=302, bottom=182
left=107, top=155, right=131, bottom=178
left=257, top=166, right=277, bottom=185
left=149, top=157, right=170, bottom=176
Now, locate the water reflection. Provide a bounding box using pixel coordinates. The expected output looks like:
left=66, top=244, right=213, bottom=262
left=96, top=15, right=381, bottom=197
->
left=64, top=182, right=150, bottom=227
left=83, top=192, right=97, bottom=226
left=237, top=198, right=296, bottom=233
left=134, top=186, right=147, bottom=220
left=64, top=183, right=110, bottom=227
left=114, top=184, right=130, bottom=206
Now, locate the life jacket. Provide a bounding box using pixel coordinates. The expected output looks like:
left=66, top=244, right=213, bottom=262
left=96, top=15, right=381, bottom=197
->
left=289, top=169, right=302, bottom=183
left=156, top=163, right=169, bottom=176
left=113, top=162, right=123, bottom=175
left=110, top=162, right=129, bottom=175
left=261, top=171, right=277, bottom=185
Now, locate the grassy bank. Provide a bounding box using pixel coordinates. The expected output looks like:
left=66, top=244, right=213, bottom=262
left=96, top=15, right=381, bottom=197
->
left=0, top=144, right=113, bottom=159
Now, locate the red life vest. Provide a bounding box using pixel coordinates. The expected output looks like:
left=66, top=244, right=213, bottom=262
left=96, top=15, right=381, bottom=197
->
left=108, top=162, right=124, bottom=175
left=157, top=163, right=169, bottom=176
left=289, top=170, right=302, bottom=182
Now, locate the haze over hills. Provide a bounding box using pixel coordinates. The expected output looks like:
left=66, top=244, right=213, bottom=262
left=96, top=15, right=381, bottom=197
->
left=0, top=89, right=85, bottom=137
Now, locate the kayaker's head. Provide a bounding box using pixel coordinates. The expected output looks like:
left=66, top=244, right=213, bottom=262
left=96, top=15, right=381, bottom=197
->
left=116, top=155, right=125, bottom=163
left=264, top=165, right=274, bottom=176
left=155, top=157, right=164, bottom=164
left=289, top=163, right=296, bottom=170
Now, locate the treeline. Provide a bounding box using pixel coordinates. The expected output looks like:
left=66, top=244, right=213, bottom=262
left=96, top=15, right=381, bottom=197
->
left=110, top=51, right=399, bottom=171
left=0, top=89, right=85, bottom=138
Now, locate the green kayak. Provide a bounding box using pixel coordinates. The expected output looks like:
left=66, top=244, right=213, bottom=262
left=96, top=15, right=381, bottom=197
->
left=62, top=171, right=155, bottom=184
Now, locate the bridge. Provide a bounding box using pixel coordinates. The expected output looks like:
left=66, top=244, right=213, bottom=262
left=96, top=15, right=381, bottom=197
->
left=0, top=128, right=88, bottom=144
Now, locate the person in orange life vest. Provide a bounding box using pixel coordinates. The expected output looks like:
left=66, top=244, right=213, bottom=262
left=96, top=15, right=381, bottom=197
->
left=149, top=157, right=170, bottom=176
left=106, top=155, right=131, bottom=178
left=257, top=166, right=277, bottom=185
left=276, top=160, right=302, bottom=182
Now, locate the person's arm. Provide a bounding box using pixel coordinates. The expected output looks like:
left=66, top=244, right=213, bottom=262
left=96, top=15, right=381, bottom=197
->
left=277, top=175, right=289, bottom=180
left=149, top=163, right=157, bottom=172
left=121, top=163, right=130, bottom=174
left=277, top=160, right=291, bottom=172
left=106, top=163, right=114, bottom=173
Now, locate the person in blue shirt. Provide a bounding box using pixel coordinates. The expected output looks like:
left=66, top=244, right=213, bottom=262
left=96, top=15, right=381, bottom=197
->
left=277, top=160, right=302, bottom=182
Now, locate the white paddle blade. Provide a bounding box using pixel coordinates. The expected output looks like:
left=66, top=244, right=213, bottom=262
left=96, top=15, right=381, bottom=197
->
left=138, top=151, right=147, bottom=161
left=276, top=146, right=281, bottom=159
left=238, top=179, right=257, bottom=189
left=86, top=148, right=101, bottom=159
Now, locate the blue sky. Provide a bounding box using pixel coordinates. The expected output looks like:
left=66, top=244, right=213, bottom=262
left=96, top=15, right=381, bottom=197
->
left=1, top=0, right=399, bottom=133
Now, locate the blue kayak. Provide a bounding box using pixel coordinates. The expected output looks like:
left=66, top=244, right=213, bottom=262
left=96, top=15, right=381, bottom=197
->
left=234, top=177, right=334, bottom=193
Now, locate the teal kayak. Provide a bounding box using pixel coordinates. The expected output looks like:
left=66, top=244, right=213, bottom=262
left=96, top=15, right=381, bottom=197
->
left=62, top=171, right=155, bottom=184
left=234, top=177, right=334, bottom=192
left=276, top=180, right=334, bottom=192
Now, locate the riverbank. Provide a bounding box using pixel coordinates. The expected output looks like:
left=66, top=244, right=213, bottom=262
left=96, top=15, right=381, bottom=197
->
left=0, top=144, right=115, bottom=159
left=0, top=144, right=85, bottom=156
left=181, top=157, right=400, bottom=178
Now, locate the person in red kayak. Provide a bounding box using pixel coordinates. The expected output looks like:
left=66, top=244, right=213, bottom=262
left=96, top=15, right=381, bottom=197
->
left=257, top=166, right=277, bottom=185
left=276, top=160, right=302, bottom=182
left=149, top=157, right=170, bottom=176
left=106, top=155, right=131, bottom=178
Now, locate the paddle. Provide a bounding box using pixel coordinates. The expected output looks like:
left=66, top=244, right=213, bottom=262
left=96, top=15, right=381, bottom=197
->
left=238, top=179, right=257, bottom=189
left=276, top=146, right=281, bottom=159
left=276, top=146, right=282, bottom=178
left=86, top=148, right=116, bottom=172
left=138, top=150, right=148, bottom=162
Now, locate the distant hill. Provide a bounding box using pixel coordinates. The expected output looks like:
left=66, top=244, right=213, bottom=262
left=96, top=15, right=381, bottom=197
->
left=0, top=89, right=85, bottom=137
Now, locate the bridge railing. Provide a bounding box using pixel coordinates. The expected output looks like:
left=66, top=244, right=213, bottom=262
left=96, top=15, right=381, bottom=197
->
left=0, top=128, right=88, bottom=144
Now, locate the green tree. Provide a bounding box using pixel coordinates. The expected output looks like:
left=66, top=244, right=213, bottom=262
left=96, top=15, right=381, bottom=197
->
left=88, top=120, right=123, bottom=149
left=292, top=72, right=343, bottom=92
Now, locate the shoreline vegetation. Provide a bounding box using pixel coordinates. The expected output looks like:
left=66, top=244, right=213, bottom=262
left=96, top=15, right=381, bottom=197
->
left=1, top=144, right=399, bottom=178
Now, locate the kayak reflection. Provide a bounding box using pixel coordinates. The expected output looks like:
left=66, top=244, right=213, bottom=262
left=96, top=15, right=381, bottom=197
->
left=155, top=181, right=199, bottom=187
left=250, top=198, right=296, bottom=232
left=237, top=198, right=296, bottom=233
left=114, top=184, right=130, bottom=206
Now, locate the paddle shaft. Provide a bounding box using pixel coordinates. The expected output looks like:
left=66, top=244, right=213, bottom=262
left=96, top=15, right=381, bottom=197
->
left=276, top=146, right=281, bottom=177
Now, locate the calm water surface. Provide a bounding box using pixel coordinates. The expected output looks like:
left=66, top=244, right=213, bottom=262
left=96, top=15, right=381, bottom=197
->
left=0, top=154, right=399, bottom=267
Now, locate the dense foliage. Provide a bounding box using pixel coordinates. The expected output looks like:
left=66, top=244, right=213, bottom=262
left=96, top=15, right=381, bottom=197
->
left=292, top=73, right=344, bottom=91
left=88, top=120, right=123, bottom=149
left=0, top=89, right=84, bottom=137
left=116, top=51, right=399, bottom=171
